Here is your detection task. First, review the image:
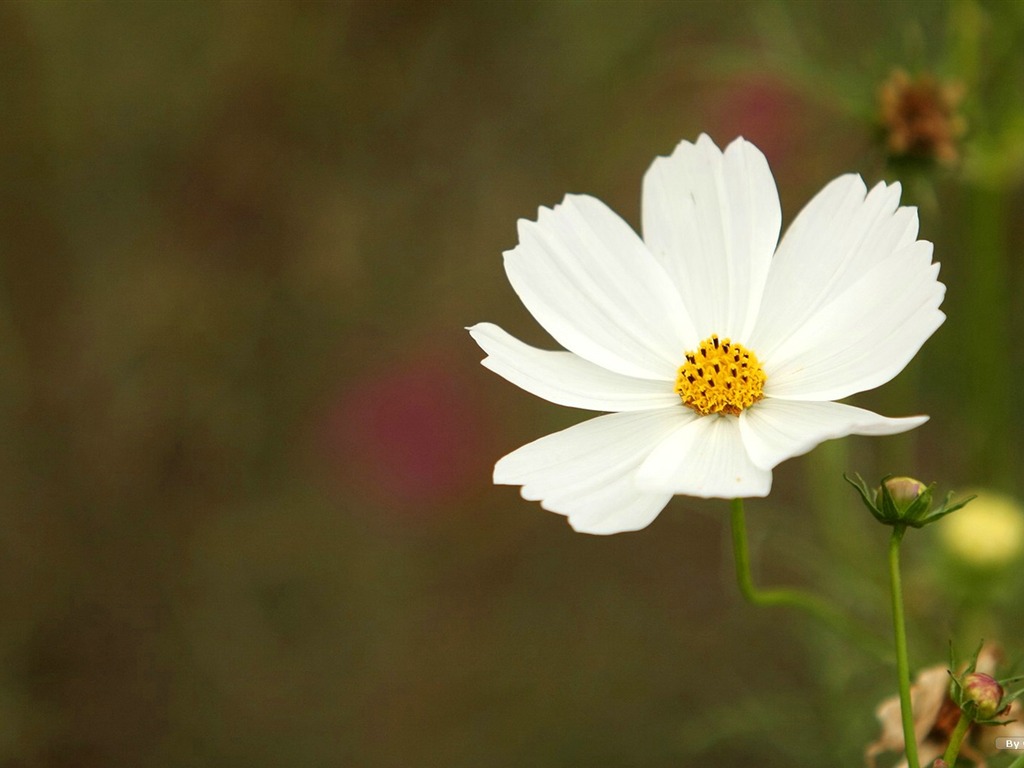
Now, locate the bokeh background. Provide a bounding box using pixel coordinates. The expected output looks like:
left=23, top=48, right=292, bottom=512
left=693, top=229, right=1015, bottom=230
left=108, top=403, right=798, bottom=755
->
left=2, top=1, right=1024, bottom=766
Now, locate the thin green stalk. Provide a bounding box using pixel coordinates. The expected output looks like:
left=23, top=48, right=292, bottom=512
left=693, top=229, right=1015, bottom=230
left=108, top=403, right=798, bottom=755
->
left=729, top=498, right=892, bottom=663
left=888, top=525, right=919, bottom=768
left=940, top=711, right=971, bottom=766
left=1007, top=752, right=1024, bottom=768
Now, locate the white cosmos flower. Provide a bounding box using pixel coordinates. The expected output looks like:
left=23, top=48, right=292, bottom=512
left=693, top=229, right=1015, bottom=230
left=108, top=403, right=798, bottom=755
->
left=468, top=135, right=945, bottom=535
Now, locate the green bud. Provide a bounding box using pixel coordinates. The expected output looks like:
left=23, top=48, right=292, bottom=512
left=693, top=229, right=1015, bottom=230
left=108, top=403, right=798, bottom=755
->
left=883, top=476, right=928, bottom=508
left=844, top=472, right=974, bottom=529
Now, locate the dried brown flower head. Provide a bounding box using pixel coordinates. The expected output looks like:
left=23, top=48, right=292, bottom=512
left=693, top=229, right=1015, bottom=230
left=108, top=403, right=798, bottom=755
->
left=878, top=69, right=966, bottom=165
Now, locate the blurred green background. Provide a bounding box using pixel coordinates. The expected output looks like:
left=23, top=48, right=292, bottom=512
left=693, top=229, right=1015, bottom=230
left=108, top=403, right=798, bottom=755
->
left=2, top=1, right=1024, bottom=766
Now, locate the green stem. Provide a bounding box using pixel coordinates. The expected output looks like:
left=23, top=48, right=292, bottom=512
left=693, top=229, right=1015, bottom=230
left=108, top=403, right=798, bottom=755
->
left=729, top=498, right=892, bottom=663
left=888, top=525, right=919, bottom=768
left=1007, top=753, right=1024, bottom=768
left=941, top=711, right=971, bottom=766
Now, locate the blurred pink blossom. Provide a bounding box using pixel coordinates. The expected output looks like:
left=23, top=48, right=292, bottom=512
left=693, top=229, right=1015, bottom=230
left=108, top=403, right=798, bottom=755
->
left=710, top=76, right=807, bottom=169
left=321, top=341, right=490, bottom=511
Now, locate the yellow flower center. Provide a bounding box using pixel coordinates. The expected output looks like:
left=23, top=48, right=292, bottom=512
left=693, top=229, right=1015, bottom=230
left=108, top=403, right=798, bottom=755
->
left=675, top=335, right=766, bottom=416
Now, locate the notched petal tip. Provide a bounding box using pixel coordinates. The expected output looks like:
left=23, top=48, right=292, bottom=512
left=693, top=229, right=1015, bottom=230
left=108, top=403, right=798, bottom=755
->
left=662, top=132, right=722, bottom=162
left=815, top=173, right=868, bottom=203
left=695, top=132, right=720, bottom=148
left=466, top=321, right=500, bottom=361
left=722, top=134, right=759, bottom=157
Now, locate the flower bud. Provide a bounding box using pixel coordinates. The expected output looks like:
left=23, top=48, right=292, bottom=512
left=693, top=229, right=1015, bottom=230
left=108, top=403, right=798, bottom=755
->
left=845, top=473, right=972, bottom=529
left=882, top=476, right=927, bottom=509
left=875, top=474, right=933, bottom=524
left=962, top=672, right=1005, bottom=720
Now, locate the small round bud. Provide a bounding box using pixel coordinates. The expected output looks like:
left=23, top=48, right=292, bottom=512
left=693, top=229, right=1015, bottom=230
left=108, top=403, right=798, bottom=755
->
left=846, top=472, right=965, bottom=529
left=884, top=476, right=927, bottom=507
left=962, top=672, right=1005, bottom=720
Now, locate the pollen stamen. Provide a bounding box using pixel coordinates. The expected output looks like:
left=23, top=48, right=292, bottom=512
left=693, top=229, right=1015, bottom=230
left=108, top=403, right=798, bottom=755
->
left=675, top=335, right=766, bottom=416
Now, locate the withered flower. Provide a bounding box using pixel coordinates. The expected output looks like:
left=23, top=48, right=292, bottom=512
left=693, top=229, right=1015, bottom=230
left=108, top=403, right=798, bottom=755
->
left=878, top=69, right=966, bottom=165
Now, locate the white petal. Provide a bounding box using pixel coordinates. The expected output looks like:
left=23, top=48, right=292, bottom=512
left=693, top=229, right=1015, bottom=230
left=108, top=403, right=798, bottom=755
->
left=551, top=473, right=673, bottom=535
left=751, top=176, right=944, bottom=400
left=762, top=241, right=945, bottom=400
left=739, top=399, right=929, bottom=471
left=468, top=323, right=678, bottom=411
left=494, top=409, right=688, bottom=534
left=759, top=176, right=919, bottom=334
left=642, top=135, right=781, bottom=340
left=504, top=194, right=696, bottom=380
left=752, top=176, right=926, bottom=356
left=635, top=414, right=771, bottom=498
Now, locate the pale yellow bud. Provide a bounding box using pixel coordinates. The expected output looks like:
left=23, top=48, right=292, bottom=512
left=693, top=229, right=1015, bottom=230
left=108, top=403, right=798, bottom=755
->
left=939, top=490, right=1024, bottom=568
left=883, top=476, right=927, bottom=507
